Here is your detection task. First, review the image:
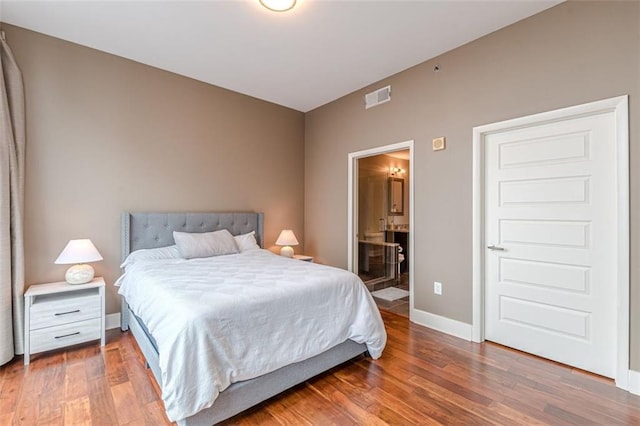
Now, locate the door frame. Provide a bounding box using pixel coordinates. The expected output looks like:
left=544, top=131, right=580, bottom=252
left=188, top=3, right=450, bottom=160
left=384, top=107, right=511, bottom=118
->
left=348, top=140, right=415, bottom=318
left=471, top=96, right=629, bottom=389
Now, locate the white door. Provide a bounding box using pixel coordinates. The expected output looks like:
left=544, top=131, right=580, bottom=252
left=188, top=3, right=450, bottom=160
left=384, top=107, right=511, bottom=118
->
left=484, top=109, right=617, bottom=378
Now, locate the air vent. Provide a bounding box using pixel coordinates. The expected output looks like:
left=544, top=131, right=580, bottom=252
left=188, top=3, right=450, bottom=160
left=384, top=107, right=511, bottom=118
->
left=364, top=85, right=391, bottom=109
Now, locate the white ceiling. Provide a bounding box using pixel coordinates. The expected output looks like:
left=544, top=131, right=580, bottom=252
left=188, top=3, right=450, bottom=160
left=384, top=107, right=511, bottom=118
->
left=0, top=0, right=561, bottom=112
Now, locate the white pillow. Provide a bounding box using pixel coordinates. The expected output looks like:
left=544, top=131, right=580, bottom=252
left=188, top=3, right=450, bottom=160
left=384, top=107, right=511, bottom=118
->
left=120, top=245, right=180, bottom=269
left=234, top=231, right=260, bottom=252
left=173, top=229, right=239, bottom=259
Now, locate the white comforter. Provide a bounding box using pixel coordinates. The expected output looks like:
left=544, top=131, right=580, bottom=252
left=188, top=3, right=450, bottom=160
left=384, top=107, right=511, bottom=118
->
left=116, top=249, right=386, bottom=422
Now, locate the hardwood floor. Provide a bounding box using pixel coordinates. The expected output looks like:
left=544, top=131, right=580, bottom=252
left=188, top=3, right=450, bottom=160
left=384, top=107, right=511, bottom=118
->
left=2, top=311, right=639, bottom=425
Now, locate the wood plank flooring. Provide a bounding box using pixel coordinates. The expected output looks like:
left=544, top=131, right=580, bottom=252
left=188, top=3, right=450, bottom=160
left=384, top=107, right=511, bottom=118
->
left=2, top=311, right=639, bottom=425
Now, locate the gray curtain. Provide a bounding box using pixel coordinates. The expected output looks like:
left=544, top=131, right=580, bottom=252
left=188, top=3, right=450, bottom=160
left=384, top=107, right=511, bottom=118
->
left=0, top=35, right=26, bottom=365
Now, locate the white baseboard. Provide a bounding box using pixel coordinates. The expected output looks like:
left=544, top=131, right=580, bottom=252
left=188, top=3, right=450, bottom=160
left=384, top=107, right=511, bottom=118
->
left=410, top=308, right=472, bottom=341
left=106, top=312, right=121, bottom=330
left=629, top=369, right=640, bottom=395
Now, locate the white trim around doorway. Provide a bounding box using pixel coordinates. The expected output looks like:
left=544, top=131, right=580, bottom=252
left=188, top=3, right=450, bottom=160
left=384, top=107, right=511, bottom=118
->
left=348, top=140, right=415, bottom=319
left=471, top=95, right=630, bottom=390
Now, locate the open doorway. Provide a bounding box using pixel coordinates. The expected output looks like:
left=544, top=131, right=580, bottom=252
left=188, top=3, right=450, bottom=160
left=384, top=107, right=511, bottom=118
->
left=348, top=141, right=414, bottom=318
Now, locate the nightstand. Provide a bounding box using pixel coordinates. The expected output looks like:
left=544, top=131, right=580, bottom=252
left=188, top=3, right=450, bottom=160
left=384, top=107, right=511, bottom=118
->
left=293, top=254, right=314, bottom=262
left=24, top=277, right=105, bottom=365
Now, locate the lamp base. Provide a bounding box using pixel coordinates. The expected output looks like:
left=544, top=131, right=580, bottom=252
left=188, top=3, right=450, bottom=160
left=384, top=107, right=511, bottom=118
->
left=280, top=246, right=294, bottom=258
left=65, top=264, right=95, bottom=285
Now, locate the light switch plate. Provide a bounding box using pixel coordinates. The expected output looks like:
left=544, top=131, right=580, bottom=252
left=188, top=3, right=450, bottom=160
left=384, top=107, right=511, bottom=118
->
left=432, top=137, right=446, bottom=151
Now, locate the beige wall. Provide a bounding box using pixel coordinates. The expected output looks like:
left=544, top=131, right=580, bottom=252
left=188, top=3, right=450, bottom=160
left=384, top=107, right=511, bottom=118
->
left=1, top=24, right=305, bottom=316
left=305, top=1, right=640, bottom=368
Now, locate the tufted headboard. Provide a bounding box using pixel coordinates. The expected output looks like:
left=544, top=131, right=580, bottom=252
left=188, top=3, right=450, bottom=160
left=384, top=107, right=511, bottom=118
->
left=121, top=212, right=265, bottom=262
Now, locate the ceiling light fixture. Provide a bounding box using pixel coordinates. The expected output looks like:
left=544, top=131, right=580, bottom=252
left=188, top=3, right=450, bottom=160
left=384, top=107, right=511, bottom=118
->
left=260, top=0, right=297, bottom=12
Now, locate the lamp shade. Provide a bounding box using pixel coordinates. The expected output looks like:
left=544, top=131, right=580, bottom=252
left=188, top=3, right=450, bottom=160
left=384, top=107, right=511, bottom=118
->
left=55, top=239, right=103, bottom=265
left=275, top=230, right=299, bottom=247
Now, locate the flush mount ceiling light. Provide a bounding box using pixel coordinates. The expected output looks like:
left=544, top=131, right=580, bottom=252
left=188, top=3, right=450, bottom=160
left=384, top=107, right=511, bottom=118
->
left=260, top=0, right=297, bottom=12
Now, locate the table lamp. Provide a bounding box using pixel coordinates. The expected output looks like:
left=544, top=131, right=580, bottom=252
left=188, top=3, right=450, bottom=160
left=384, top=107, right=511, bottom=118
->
left=55, top=239, right=103, bottom=284
left=275, top=230, right=299, bottom=258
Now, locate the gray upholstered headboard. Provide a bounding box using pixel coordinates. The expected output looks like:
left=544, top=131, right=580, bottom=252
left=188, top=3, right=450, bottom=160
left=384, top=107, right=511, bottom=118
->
left=121, top=212, right=265, bottom=262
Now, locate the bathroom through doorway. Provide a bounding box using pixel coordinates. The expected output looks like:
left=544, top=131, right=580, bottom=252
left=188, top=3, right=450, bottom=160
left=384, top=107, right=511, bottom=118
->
left=348, top=141, right=414, bottom=318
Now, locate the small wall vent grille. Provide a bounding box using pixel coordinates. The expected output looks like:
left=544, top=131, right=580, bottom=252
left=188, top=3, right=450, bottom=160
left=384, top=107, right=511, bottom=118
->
left=364, top=85, right=391, bottom=109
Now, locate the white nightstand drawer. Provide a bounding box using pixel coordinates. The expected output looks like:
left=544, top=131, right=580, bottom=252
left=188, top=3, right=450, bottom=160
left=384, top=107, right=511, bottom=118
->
left=30, top=292, right=101, bottom=330
left=29, top=318, right=101, bottom=354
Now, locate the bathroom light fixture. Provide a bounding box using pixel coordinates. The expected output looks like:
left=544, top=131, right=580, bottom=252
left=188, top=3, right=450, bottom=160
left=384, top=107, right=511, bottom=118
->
left=389, top=166, right=403, bottom=176
left=55, top=239, right=103, bottom=284
left=276, top=230, right=299, bottom=257
left=260, top=0, right=297, bottom=12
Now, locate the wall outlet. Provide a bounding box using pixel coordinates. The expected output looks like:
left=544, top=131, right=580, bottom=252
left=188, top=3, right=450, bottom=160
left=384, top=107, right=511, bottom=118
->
left=434, top=281, right=442, bottom=295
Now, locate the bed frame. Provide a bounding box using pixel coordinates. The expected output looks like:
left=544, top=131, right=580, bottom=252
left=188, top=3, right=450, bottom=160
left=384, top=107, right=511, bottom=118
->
left=120, top=212, right=368, bottom=425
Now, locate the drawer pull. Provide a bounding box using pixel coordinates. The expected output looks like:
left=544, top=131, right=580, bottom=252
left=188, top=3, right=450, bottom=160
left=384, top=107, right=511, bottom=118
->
left=54, top=332, right=80, bottom=339
left=55, top=310, right=81, bottom=316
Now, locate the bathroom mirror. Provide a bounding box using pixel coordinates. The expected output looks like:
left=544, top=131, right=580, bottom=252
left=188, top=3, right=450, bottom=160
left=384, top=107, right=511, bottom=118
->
left=388, top=177, right=404, bottom=216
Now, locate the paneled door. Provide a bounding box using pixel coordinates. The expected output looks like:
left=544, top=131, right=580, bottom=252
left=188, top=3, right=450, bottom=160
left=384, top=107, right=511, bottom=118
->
left=484, top=108, right=617, bottom=377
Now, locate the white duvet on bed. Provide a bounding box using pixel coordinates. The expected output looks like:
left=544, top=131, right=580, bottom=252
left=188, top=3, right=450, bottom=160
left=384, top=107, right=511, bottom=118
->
left=116, top=249, right=386, bottom=422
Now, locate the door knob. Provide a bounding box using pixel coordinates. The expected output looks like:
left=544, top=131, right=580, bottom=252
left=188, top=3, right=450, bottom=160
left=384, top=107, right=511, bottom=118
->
left=487, top=245, right=505, bottom=251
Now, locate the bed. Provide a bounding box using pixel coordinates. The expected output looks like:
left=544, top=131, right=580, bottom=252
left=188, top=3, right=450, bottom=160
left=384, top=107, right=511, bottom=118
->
left=117, top=212, right=386, bottom=425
